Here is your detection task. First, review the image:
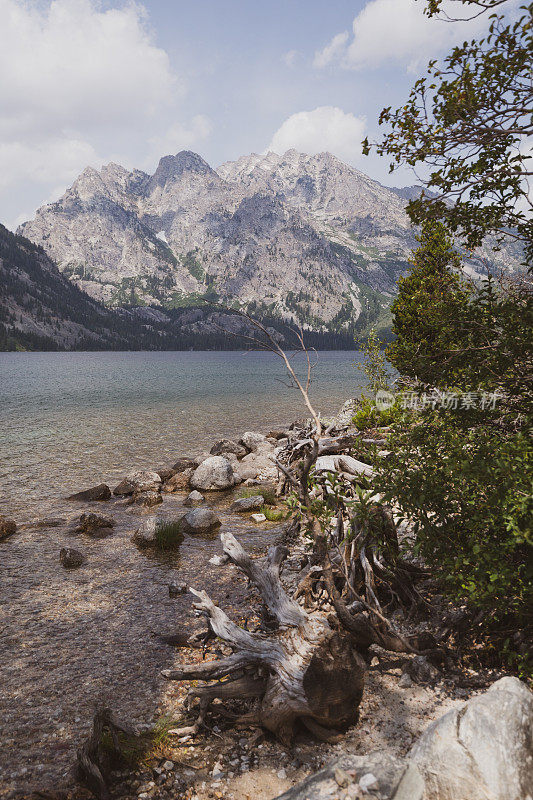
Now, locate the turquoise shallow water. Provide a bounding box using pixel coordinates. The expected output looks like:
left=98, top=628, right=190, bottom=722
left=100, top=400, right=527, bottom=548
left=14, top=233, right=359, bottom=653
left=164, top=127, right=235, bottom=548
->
left=0, top=350, right=364, bottom=518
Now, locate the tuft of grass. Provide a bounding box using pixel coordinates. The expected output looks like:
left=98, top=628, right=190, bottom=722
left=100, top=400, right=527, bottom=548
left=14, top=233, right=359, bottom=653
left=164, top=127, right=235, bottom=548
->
left=237, top=486, right=277, bottom=505
left=100, top=714, right=185, bottom=769
left=261, top=506, right=286, bottom=522
left=155, top=520, right=184, bottom=550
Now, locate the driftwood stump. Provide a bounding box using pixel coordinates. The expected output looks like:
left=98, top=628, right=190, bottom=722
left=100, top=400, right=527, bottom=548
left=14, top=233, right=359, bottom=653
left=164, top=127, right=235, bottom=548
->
left=162, top=532, right=365, bottom=745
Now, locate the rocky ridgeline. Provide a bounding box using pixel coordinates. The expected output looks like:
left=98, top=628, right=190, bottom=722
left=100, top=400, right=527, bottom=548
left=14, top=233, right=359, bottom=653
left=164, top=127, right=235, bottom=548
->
left=18, top=149, right=520, bottom=330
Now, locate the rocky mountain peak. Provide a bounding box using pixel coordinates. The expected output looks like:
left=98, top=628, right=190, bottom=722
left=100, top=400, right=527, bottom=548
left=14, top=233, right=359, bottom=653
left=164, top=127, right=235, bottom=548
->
left=148, top=151, right=217, bottom=191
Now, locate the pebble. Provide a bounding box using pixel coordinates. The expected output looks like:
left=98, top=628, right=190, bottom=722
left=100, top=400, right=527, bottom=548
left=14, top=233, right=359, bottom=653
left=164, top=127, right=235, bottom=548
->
left=277, top=768, right=287, bottom=779
left=359, top=773, right=378, bottom=792
left=399, top=672, right=414, bottom=688
left=162, top=760, right=174, bottom=770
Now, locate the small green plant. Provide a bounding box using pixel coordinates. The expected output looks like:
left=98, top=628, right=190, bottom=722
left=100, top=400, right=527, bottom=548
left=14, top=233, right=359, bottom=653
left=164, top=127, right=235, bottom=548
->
left=355, top=326, right=393, bottom=394
left=155, top=520, right=183, bottom=550
left=261, top=506, right=286, bottom=522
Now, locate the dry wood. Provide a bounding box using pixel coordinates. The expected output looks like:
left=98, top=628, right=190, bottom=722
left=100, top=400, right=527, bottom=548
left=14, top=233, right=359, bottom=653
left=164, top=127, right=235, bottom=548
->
left=76, top=707, right=134, bottom=800
left=162, top=532, right=365, bottom=745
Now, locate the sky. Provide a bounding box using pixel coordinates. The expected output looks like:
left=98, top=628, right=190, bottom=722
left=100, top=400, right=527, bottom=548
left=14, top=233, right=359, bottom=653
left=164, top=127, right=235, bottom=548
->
left=0, top=0, right=492, bottom=230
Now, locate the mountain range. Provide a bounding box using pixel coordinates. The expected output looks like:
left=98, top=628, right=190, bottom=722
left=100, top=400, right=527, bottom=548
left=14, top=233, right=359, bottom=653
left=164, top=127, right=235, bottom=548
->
left=1, top=149, right=521, bottom=350
left=18, top=149, right=523, bottom=340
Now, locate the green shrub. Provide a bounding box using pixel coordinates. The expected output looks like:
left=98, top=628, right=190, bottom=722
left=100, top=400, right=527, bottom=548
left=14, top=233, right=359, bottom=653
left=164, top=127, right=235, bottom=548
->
left=351, top=394, right=406, bottom=431
left=376, top=409, right=533, bottom=626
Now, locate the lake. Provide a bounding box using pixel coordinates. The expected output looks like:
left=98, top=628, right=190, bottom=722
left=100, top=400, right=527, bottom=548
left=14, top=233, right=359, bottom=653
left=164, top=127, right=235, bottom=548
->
left=0, top=350, right=364, bottom=519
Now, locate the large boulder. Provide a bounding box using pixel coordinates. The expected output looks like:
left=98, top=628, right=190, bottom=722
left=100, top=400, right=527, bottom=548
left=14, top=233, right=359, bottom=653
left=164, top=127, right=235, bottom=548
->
left=190, top=456, right=235, bottom=491
left=240, top=431, right=267, bottom=452
left=162, top=468, right=194, bottom=493
left=210, top=439, right=247, bottom=459
left=236, top=452, right=277, bottom=481
left=180, top=508, right=221, bottom=535
left=113, top=470, right=161, bottom=496
left=230, top=496, right=264, bottom=513
left=273, top=678, right=533, bottom=800
left=66, top=483, right=111, bottom=502
left=0, top=516, right=17, bottom=541
left=405, top=676, right=533, bottom=800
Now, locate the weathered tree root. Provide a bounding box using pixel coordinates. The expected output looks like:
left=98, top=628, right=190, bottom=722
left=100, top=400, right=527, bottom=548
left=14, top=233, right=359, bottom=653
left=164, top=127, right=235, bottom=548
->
left=76, top=707, right=134, bottom=800
left=162, top=532, right=366, bottom=745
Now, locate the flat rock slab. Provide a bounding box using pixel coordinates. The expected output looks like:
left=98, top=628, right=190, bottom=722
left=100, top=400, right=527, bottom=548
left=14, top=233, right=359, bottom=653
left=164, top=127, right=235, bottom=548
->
left=230, top=496, right=264, bottom=512
left=66, top=483, right=111, bottom=502
left=273, top=753, right=405, bottom=800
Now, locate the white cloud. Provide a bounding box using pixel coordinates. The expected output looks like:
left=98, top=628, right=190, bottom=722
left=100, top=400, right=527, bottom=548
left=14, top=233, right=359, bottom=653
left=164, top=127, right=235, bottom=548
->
left=313, top=32, right=349, bottom=69
left=0, top=0, right=177, bottom=138
left=0, top=137, right=100, bottom=190
left=268, top=107, right=367, bottom=166
left=314, top=0, right=487, bottom=72
left=0, top=0, right=211, bottom=225
left=283, top=49, right=301, bottom=68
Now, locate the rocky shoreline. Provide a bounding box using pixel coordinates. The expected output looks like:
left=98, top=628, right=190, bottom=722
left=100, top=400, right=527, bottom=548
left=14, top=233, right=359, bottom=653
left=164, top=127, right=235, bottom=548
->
left=1, top=402, right=531, bottom=800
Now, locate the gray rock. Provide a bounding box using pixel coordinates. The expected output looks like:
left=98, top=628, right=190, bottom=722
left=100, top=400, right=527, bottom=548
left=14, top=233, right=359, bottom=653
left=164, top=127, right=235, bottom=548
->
left=406, top=676, right=533, bottom=800
left=237, top=452, right=277, bottom=481
left=240, top=431, right=266, bottom=452
left=210, top=439, right=247, bottom=459
left=193, top=452, right=211, bottom=467
left=74, top=512, right=114, bottom=537
left=190, top=456, right=235, bottom=491
left=273, top=753, right=404, bottom=800
left=0, top=516, right=17, bottom=541
left=155, top=467, right=175, bottom=482
left=230, top=496, right=264, bottom=512
left=398, top=672, right=414, bottom=689
left=162, top=468, right=194, bottom=493
left=113, top=470, right=162, bottom=496
left=66, top=483, right=111, bottom=502
left=130, top=490, right=163, bottom=508
left=169, top=582, right=187, bottom=597
left=60, top=547, right=84, bottom=568
left=405, top=655, right=439, bottom=684
left=183, top=490, right=205, bottom=507
left=171, top=458, right=197, bottom=473
left=180, top=508, right=221, bottom=535
left=131, top=517, right=159, bottom=547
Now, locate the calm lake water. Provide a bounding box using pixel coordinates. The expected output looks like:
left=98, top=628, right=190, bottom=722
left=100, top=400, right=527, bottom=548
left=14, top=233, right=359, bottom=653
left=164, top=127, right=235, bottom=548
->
left=0, top=350, right=364, bottom=519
